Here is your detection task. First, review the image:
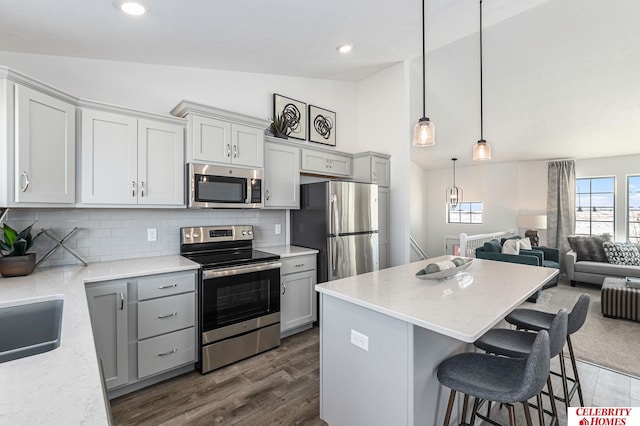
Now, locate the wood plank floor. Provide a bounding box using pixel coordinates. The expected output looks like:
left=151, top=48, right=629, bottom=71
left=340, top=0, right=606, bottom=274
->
left=110, top=326, right=325, bottom=426
left=111, top=325, right=639, bottom=425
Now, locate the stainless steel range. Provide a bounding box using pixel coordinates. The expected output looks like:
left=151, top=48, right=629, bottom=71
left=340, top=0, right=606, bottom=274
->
left=180, top=225, right=281, bottom=374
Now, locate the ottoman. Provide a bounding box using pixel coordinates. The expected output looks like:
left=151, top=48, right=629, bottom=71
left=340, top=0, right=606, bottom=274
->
left=601, top=277, right=640, bottom=321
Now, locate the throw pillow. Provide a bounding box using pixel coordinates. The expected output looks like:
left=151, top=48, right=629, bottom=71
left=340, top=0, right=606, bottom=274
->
left=567, top=235, right=610, bottom=262
left=519, top=237, right=532, bottom=250
left=502, top=239, right=520, bottom=255
left=483, top=239, right=502, bottom=253
left=602, top=241, right=640, bottom=266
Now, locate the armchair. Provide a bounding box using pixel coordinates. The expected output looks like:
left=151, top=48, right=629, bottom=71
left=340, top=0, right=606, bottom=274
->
left=475, top=238, right=560, bottom=302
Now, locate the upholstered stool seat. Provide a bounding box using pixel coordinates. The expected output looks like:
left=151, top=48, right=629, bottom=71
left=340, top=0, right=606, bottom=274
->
left=505, top=294, right=590, bottom=408
left=437, top=331, right=550, bottom=426
left=475, top=309, right=568, bottom=423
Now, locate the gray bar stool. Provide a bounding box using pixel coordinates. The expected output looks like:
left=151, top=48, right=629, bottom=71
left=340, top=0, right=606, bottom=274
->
left=505, top=293, right=590, bottom=407
left=474, top=308, right=568, bottom=423
left=437, top=330, right=550, bottom=426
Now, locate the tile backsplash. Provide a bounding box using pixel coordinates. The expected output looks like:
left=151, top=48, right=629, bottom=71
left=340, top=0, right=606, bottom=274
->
left=4, top=208, right=286, bottom=268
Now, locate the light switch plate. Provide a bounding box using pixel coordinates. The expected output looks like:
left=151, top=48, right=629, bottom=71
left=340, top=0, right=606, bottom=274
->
left=147, top=228, right=157, bottom=242
left=350, top=329, right=369, bottom=352
left=275, top=224, right=282, bottom=235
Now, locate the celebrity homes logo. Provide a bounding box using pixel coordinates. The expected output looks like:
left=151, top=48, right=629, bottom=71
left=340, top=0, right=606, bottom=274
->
left=568, top=408, right=639, bottom=426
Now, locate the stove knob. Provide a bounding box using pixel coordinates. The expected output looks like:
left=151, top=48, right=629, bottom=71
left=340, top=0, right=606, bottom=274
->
left=192, top=233, right=200, bottom=238
left=184, top=233, right=191, bottom=238
left=247, top=230, right=253, bottom=236
left=242, top=230, right=247, bottom=236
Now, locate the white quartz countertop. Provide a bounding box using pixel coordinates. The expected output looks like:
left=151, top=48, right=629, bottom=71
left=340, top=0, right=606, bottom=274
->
left=316, top=255, right=559, bottom=343
left=257, top=245, right=318, bottom=258
left=0, top=255, right=200, bottom=426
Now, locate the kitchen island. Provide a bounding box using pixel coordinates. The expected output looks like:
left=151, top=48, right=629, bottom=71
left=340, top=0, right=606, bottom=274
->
left=316, top=255, right=558, bottom=426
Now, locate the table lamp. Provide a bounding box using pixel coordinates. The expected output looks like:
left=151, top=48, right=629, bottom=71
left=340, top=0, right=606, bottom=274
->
left=517, top=214, right=547, bottom=247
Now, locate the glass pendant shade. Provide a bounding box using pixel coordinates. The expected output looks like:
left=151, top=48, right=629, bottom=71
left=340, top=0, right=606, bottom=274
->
left=412, top=117, right=435, bottom=147
left=472, top=139, right=491, bottom=160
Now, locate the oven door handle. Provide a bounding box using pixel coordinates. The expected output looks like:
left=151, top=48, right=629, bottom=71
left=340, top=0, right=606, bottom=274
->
left=202, top=261, right=282, bottom=280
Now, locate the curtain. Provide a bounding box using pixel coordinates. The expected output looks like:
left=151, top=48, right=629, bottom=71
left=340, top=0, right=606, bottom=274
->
left=547, top=160, right=576, bottom=273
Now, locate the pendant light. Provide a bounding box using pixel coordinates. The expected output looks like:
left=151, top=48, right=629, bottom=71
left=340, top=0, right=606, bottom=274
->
left=447, top=158, right=463, bottom=208
left=412, top=0, right=435, bottom=147
left=473, top=0, right=492, bottom=160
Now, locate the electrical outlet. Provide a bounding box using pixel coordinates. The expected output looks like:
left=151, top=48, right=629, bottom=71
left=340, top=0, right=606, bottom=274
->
left=350, top=329, right=369, bottom=352
left=275, top=224, right=282, bottom=235
left=147, top=228, right=157, bottom=242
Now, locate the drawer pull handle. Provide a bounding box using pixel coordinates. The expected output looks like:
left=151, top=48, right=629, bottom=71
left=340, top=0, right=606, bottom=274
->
left=158, top=348, right=178, bottom=357
left=120, top=292, right=125, bottom=310
left=158, top=284, right=178, bottom=289
left=158, top=312, right=178, bottom=319
left=282, top=283, right=286, bottom=295
left=294, top=263, right=304, bottom=267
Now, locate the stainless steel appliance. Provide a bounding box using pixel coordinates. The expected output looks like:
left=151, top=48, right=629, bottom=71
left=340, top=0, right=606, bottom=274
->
left=291, top=181, right=379, bottom=283
left=187, top=163, right=263, bottom=208
left=180, top=225, right=281, bottom=374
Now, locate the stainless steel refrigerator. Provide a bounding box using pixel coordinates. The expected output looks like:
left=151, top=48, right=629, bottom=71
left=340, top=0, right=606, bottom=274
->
left=291, top=181, right=379, bottom=283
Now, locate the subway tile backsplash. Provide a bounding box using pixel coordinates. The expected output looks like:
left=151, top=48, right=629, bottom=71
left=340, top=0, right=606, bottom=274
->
left=4, top=208, right=286, bottom=268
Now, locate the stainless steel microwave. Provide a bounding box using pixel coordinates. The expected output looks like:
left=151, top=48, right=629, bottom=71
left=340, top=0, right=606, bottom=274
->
left=188, top=163, right=263, bottom=208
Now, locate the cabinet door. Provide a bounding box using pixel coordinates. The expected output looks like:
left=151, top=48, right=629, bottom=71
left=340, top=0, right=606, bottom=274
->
left=281, top=270, right=317, bottom=333
left=372, top=157, right=390, bottom=187
left=138, top=119, right=185, bottom=205
left=264, top=142, right=300, bottom=208
left=326, top=152, right=351, bottom=177
left=80, top=109, right=138, bottom=204
left=378, top=187, right=390, bottom=269
left=300, top=149, right=329, bottom=174
left=86, top=281, right=129, bottom=390
left=14, top=85, right=75, bottom=204
left=191, top=115, right=231, bottom=164
left=231, top=123, right=263, bottom=167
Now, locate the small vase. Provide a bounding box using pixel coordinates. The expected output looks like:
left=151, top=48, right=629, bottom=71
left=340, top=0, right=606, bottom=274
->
left=274, top=132, right=289, bottom=140
left=0, top=253, right=37, bottom=278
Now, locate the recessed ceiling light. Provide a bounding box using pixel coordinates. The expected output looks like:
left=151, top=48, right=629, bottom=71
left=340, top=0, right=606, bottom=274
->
left=337, top=44, right=353, bottom=54
left=120, top=2, right=146, bottom=16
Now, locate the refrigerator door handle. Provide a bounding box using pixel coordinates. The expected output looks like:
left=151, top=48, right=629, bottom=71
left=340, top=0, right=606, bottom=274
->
left=331, top=194, right=339, bottom=235
left=331, top=238, right=338, bottom=277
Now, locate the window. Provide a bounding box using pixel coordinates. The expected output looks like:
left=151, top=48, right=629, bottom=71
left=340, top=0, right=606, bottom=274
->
left=575, top=177, right=615, bottom=236
left=448, top=202, right=483, bottom=224
left=628, top=176, right=640, bottom=243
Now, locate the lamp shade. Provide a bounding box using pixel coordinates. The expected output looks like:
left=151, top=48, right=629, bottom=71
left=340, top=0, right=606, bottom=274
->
left=413, top=117, right=435, bottom=146
left=517, top=214, right=547, bottom=230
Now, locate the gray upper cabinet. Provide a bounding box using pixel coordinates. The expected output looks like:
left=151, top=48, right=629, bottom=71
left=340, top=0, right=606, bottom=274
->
left=79, top=103, right=185, bottom=207
left=171, top=101, right=269, bottom=168
left=0, top=69, right=77, bottom=207
left=264, top=140, right=300, bottom=209
left=85, top=280, right=129, bottom=390
left=352, top=152, right=391, bottom=187
left=300, top=146, right=351, bottom=177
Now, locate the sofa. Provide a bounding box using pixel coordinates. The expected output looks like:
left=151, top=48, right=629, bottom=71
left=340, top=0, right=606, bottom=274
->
left=475, top=237, right=560, bottom=301
left=566, top=235, right=640, bottom=286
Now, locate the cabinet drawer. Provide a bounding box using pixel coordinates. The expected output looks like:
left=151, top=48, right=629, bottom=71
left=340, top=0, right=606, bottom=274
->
left=137, top=271, right=196, bottom=301
left=138, top=292, right=195, bottom=339
left=281, top=255, right=316, bottom=275
left=138, top=327, right=195, bottom=379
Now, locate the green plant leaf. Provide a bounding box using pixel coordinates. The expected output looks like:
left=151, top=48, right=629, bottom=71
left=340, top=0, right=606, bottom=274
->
left=3, top=223, right=18, bottom=247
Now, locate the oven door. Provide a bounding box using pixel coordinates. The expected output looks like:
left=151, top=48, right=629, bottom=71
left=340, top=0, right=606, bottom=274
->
left=200, top=261, right=281, bottom=344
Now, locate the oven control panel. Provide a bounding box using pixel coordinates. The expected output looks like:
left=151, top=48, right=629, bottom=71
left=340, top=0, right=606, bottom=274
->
left=181, top=225, right=253, bottom=244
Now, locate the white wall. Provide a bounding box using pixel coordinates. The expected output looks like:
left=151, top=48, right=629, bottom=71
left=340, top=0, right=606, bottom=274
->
left=0, top=51, right=358, bottom=150
left=357, top=62, right=412, bottom=266
left=410, top=162, right=429, bottom=261
left=419, top=161, right=521, bottom=257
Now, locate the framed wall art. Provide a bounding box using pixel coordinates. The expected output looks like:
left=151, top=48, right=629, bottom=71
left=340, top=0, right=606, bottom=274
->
left=309, top=105, right=336, bottom=146
left=273, top=94, right=307, bottom=141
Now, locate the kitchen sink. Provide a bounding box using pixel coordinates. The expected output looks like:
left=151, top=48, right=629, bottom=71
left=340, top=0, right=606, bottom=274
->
left=0, top=294, right=64, bottom=363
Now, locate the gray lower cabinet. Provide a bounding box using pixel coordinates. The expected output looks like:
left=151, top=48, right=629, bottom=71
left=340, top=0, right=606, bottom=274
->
left=85, top=281, right=129, bottom=390
left=86, top=270, right=197, bottom=395
left=280, top=255, right=317, bottom=336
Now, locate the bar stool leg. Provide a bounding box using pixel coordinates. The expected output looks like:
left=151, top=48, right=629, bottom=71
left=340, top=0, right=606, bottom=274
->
left=470, top=397, right=480, bottom=425
left=461, top=394, right=469, bottom=423
left=507, top=404, right=517, bottom=426
left=567, top=335, right=584, bottom=406
left=443, top=390, right=456, bottom=426
left=522, top=400, right=533, bottom=426
left=536, top=394, right=546, bottom=426
left=558, top=349, right=571, bottom=408
left=547, top=376, right=559, bottom=420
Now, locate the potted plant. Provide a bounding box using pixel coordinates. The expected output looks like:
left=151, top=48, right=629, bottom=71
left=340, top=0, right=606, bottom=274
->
left=0, top=222, right=38, bottom=278
left=268, top=114, right=292, bottom=139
